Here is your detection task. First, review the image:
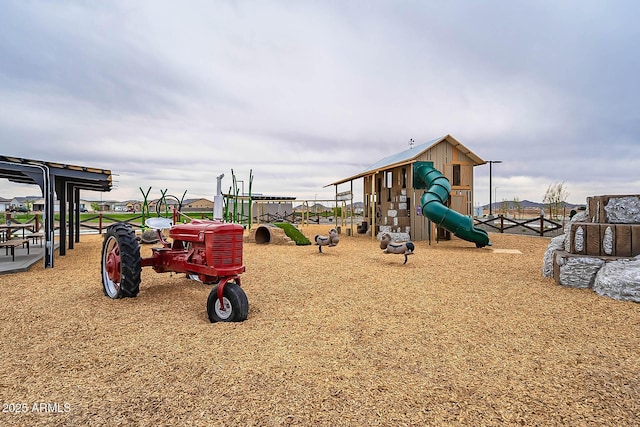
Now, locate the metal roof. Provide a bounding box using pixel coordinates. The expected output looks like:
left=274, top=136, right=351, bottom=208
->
left=0, top=155, right=112, bottom=191
left=0, top=155, right=113, bottom=269
left=326, top=134, right=486, bottom=186
left=225, top=194, right=297, bottom=201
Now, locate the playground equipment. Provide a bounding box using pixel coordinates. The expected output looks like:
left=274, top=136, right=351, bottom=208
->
left=248, top=224, right=296, bottom=245
left=298, top=199, right=341, bottom=226
left=140, top=186, right=152, bottom=228
left=214, top=174, right=224, bottom=221
left=225, top=169, right=253, bottom=227
left=544, top=194, right=640, bottom=302
left=101, top=216, right=248, bottom=323
left=156, top=189, right=187, bottom=218
left=379, top=232, right=415, bottom=264
left=139, top=187, right=187, bottom=230
left=314, top=228, right=339, bottom=253
left=413, top=162, right=491, bottom=248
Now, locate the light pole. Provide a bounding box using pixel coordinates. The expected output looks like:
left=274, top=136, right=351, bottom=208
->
left=487, top=160, right=502, bottom=217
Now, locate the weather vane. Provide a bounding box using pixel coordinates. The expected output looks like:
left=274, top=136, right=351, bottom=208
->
left=409, top=138, right=415, bottom=149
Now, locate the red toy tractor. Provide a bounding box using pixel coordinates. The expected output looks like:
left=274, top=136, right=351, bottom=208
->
left=101, top=217, right=248, bottom=322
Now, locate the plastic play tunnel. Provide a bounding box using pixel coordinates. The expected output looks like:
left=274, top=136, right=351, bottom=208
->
left=254, top=226, right=272, bottom=244
left=414, top=163, right=491, bottom=248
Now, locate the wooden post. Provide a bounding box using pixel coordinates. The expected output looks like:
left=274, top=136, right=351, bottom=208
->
left=371, top=176, right=376, bottom=240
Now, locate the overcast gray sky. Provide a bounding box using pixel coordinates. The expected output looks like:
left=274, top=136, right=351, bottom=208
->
left=1, top=0, right=639, bottom=206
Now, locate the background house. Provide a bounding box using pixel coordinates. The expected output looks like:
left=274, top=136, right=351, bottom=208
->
left=182, top=198, right=214, bottom=211
left=27, top=196, right=93, bottom=212
left=0, top=196, right=10, bottom=212
left=328, top=134, right=486, bottom=241
left=12, top=196, right=38, bottom=212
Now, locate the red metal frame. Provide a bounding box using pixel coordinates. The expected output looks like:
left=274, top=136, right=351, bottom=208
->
left=105, top=244, right=121, bottom=283
left=140, top=219, right=245, bottom=311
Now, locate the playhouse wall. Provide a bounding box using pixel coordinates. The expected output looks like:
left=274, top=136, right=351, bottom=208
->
left=410, top=143, right=475, bottom=241
left=362, top=138, right=477, bottom=241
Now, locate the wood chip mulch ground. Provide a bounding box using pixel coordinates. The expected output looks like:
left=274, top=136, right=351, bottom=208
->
left=0, top=224, right=638, bottom=426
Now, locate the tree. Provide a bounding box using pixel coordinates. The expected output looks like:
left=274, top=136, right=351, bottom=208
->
left=500, top=199, right=509, bottom=216
left=512, top=197, right=522, bottom=219
left=543, top=182, right=570, bottom=220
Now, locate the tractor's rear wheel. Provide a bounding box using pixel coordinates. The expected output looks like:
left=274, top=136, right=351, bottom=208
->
left=101, top=222, right=142, bottom=299
left=207, top=281, right=249, bottom=322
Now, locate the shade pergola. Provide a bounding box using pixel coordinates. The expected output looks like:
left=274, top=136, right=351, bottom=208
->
left=0, top=155, right=112, bottom=268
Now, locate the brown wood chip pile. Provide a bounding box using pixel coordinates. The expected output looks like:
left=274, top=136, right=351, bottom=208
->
left=1, top=225, right=638, bottom=426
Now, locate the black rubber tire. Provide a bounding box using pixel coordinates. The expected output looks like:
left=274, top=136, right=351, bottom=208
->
left=101, top=222, right=142, bottom=299
left=207, top=282, right=249, bottom=322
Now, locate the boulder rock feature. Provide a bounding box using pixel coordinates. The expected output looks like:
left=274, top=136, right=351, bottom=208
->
left=544, top=194, right=640, bottom=303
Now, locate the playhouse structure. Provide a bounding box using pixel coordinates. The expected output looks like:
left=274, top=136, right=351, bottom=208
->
left=328, top=135, right=486, bottom=242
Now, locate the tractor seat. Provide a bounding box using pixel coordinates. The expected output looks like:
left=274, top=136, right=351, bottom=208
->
left=145, top=217, right=174, bottom=230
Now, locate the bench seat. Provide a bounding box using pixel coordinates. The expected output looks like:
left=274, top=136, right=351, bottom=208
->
left=26, top=233, right=44, bottom=246
left=0, top=239, right=30, bottom=262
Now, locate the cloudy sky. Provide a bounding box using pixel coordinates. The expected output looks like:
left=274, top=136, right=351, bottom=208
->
left=1, top=0, right=639, bottom=206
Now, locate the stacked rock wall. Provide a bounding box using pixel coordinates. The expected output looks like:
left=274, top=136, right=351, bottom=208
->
left=568, top=223, right=640, bottom=257
left=543, top=195, right=640, bottom=302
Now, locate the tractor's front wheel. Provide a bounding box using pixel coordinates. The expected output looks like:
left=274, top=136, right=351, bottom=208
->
left=206, top=281, right=249, bottom=322
left=101, top=223, right=142, bottom=299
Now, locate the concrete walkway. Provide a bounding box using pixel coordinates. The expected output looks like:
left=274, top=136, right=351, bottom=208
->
left=0, top=240, right=59, bottom=274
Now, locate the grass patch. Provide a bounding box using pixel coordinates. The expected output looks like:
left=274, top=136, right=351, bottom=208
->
left=274, top=222, right=311, bottom=245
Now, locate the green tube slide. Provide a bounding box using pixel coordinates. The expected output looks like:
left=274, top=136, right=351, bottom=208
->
left=414, top=162, right=491, bottom=248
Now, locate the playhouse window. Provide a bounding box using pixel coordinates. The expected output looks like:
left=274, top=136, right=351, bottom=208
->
left=377, top=177, right=382, bottom=205
left=452, top=164, right=461, bottom=186
left=402, top=168, right=407, bottom=188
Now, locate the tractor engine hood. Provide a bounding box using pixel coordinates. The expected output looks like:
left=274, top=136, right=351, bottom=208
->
left=169, top=220, right=244, bottom=242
